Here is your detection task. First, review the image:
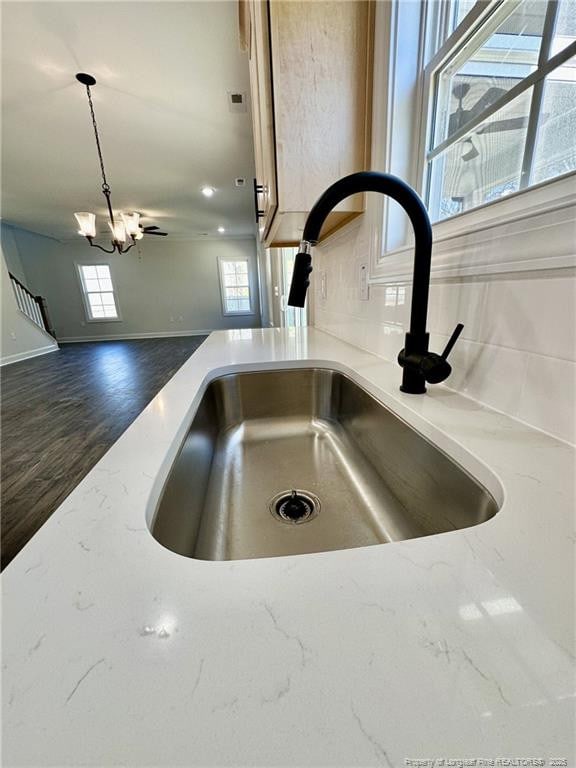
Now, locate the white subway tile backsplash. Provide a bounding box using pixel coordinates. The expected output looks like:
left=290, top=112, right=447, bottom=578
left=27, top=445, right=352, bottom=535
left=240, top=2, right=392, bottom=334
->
left=479, top=273, right=576, bottom=362
left=437, top=334, right=530, bottom=418
left=314, top=230, right=576, bottom=444
left=517, top=353, right=576, bottom=444
left=428, top=280, right=488, bottom=344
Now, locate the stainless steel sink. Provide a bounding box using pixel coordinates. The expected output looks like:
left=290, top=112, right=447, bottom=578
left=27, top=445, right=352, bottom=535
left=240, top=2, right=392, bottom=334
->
left=150, top=368, right=499, bottom=560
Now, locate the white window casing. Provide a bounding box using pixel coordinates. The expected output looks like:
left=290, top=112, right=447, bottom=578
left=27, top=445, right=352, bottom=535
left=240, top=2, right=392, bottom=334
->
left=366, top=0, right=576, bottom=285
left=76, top=263, right=122, bottom=322
left=218, top=256, right=255, bottom=316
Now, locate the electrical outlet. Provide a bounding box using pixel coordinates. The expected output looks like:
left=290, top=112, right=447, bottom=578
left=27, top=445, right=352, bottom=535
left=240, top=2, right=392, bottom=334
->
left=10, top=331, right=16, bottom=340
left=359, top=263, right=369, bottom=301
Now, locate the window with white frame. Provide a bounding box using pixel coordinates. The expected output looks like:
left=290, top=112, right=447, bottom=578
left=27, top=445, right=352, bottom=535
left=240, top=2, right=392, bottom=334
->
left=218, top=257, right=253, bottom=315
left=425, top=0, right=576, bottom=222
left=78, top=264, right=119, bottom=320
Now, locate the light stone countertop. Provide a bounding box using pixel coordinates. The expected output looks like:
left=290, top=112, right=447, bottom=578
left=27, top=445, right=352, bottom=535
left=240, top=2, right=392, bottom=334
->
left=2, top=328, right=575, bottom=767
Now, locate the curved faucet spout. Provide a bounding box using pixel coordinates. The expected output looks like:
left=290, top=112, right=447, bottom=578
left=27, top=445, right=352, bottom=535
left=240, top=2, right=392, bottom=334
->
left=287, top=171, right=462, bottom=394
left=291, top=171, right=432, bottom=337
left=304, top=171, right=431, bottom=251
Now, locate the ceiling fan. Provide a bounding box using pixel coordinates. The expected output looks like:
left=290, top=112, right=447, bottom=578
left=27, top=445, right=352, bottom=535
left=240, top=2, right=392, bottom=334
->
left=140, top=224, right=168, bottom=237
left=449, top=81, right=529, bottom=165
left=449, top=81, right=527, bottom=138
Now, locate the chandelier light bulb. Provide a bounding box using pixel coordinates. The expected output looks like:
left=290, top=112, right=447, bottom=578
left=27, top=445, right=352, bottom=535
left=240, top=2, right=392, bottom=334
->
left=109, top=220, right=127, bottom=244
left=74, top=212, right=96, bottom=238
left=121, top=212, right=141, bottom=237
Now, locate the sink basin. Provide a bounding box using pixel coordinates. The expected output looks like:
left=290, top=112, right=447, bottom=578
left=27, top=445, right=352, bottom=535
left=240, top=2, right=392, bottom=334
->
left=150, top=368, right=500, bottom=560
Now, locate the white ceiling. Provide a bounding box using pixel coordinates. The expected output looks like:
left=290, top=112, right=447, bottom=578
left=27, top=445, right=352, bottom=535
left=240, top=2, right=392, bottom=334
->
left=1, top=1, right=257, bottom=241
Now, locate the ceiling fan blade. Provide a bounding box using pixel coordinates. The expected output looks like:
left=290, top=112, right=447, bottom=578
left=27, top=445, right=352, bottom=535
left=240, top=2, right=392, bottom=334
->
left=145, top=231, right=168, bottom=236
left=470, top=87, right=507, bottom=116
left=449, top=86, right=509, bottom=134
left=142, top=225, right=160, bottom=231
left=477, top=116, right=527, bottom=134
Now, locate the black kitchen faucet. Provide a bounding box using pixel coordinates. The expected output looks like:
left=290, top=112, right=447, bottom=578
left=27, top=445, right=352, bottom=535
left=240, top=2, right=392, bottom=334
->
left=287, top=171, right=463, bottom=394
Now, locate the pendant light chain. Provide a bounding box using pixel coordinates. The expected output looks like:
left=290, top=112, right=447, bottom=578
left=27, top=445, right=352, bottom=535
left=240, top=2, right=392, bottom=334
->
left=84, top=84, right=111, bottom=195
left=74, top=73, right=137, bottom=254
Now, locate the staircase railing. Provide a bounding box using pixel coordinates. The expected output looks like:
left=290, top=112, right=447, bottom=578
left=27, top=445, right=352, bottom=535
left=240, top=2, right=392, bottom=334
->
left=9, top=273, right=56, bottom=338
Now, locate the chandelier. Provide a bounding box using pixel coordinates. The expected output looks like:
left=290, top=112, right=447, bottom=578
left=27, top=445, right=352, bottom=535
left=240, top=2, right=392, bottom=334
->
left=74, top=72, right=143, bottom=254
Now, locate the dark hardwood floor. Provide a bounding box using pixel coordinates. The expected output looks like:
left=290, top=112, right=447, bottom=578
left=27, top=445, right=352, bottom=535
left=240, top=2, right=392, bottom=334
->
left=1, top=336, right=207, bottom=569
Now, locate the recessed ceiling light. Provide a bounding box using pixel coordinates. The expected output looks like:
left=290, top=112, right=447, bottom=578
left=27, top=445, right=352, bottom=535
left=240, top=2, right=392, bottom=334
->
left=218, top=226, right=226, bottom=233
left=201, top=186, right=215, bottom=198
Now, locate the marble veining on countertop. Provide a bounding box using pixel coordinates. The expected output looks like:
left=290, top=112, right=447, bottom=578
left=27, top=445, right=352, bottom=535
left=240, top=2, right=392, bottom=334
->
left=2, top=328, right=575, bottom=767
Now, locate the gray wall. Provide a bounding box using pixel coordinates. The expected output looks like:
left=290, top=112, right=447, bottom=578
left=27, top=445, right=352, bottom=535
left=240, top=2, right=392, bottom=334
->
left=6, top=225, right=261, bottom=341
left=1, top=223, right=29, bottom=284
left=1, top=227, right=59, bottom=364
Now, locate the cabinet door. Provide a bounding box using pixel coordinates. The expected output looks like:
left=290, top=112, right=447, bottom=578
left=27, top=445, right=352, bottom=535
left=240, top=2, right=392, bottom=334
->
left=265, top=0, right=373, bottom=246
left=248, top=0, right=277, bottom=241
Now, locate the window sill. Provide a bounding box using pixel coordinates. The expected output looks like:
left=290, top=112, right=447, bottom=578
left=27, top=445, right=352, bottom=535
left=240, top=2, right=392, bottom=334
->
left=84, top=317, right=123, bottom=323
left=222, top=311, right=255, bottom=317
left=369, top=172, right=576, bottom=284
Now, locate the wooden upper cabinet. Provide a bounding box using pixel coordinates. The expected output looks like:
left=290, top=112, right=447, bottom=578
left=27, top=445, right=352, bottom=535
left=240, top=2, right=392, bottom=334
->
left=243, top=0, right=373, bottom=247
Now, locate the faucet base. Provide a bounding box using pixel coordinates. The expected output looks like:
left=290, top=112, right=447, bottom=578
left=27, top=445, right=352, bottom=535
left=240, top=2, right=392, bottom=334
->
left=398, top=331, right=429, bottom=394
left=400, top=370, right=427, bottom=395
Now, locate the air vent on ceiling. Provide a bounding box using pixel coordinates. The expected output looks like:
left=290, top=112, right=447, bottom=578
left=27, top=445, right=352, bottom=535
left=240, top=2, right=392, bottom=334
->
left=235, top=177, right=246, bottom=188
left=228, top=91, right=247, bottom=113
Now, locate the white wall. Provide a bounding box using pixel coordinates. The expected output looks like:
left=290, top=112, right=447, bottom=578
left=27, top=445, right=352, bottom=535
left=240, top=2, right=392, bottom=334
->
left=1, top=229, right=58, bottom=365
left=7, top=225, right=262, bottom=341
left=312, top=218, right=576, bottom=445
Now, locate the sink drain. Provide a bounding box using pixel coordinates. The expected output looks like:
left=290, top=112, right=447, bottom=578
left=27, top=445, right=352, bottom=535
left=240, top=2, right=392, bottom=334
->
left=269, top=489, right=320, bottom=524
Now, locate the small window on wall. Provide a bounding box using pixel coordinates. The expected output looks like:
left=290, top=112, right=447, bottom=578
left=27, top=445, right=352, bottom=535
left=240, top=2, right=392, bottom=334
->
left=218, top=257, right=253, bottom=315
left=77, top=264, right=119, bottom=320
left=425, top=0, right=576, bottom=222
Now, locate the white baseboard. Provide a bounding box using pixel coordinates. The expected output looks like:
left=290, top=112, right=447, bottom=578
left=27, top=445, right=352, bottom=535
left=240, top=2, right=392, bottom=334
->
left=58, top=329, right=213, bottom=343
left=0, top=343, right=59, bottom=367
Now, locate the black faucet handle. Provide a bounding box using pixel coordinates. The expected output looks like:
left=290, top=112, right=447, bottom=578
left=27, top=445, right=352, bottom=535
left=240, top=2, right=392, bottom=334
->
left=418, top=323, right=464, bottom=384
left=441, top=323, right=464, bottom=360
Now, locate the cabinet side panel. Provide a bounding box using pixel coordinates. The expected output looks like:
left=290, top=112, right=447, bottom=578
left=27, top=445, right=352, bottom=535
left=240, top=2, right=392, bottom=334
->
left=269, top=0, right=371, bottom=213
left=249, top=0, right=278, bottom=239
